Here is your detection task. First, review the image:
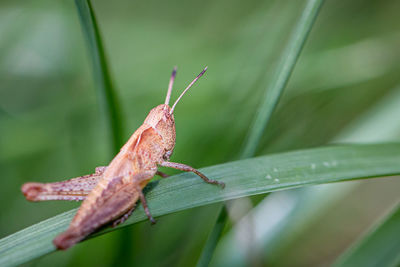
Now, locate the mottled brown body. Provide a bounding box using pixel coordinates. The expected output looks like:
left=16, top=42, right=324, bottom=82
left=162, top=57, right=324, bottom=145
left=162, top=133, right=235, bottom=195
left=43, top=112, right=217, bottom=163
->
left=21, top=67, right=224, bottom=250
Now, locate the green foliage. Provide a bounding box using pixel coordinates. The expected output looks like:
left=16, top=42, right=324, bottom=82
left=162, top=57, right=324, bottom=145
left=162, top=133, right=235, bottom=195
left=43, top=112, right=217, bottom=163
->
left=241, top=0, right=324, bottom=158
left=1, top=144, right=400, bottom=266
left=199, top=0, right=325, bottom=263
left=334, top=202, right=400, bottom=267
left=75, top=0, right=123, bottom=153
left=196, top=206, right=228, bottom=267
left=0, top=0, right=400, bottom=266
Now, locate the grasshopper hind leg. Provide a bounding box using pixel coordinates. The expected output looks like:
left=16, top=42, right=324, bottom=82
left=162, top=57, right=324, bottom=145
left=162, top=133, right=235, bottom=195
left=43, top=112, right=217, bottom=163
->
left=21, top=166, right=106, bottom=201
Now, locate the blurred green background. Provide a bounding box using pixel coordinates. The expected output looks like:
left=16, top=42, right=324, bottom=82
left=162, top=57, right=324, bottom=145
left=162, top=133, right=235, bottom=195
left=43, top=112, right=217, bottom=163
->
left=1, top=0, right=400, bottom=266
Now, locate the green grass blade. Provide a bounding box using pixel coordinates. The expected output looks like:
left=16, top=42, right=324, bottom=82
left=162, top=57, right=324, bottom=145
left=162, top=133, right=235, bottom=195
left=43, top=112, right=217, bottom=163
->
left=74, top=1, right=128, bottom=263
left=241, top=0, right=325, bottom=158
left=75, top=0, right=123, bottom=153
left=211, top=86, right=400, bottom=266
left=196, top=206, right=228, bottom=267
left=333, top=202, right=400, bottom=267
left=1, top=143, right=400, bottom=266
left=198, top=0, right=326, bottom=264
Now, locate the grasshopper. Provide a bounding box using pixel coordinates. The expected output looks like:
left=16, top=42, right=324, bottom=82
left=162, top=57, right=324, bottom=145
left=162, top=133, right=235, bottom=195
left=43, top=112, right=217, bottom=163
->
left=21, top=67, right=225, bottom=250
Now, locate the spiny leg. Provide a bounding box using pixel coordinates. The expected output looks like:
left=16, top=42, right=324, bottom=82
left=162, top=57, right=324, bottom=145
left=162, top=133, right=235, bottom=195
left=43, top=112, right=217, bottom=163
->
left=137, top=186, right=156, bottom=224
left=156, top=171, right=169, bottom=178
left=21, top=166, right=106, bottom=201
left=95, top=166, right=107, bottom=174
left=112, top=205, right=137, bottom=228
left=159, top=161, right=225, bottom=188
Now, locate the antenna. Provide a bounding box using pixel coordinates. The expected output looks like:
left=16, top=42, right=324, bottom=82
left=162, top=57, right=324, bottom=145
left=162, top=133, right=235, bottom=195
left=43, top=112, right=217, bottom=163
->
left=164, top=66, right=177, bottom=105
left=170, top=66, right=207, bottom=114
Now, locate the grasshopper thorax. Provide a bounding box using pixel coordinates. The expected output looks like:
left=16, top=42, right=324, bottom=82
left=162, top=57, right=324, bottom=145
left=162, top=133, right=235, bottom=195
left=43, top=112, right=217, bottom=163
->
left=144, top=104, right=176, bottom=158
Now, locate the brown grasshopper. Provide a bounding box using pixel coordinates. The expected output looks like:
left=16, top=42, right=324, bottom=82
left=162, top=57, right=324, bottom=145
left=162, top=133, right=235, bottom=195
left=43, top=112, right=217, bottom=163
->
left=21, top=67, right=225, bottom=250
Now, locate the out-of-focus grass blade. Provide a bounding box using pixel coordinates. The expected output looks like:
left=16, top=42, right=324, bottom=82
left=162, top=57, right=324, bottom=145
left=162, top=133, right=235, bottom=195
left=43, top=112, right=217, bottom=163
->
left=75, top=0, right=123, bottom=153
left=74, top=1, right=128, bottom=265
left=198, top=0, right=325, bottom=265
left=196, top=206, right=228, bottom=267
left=210, top=183, right=356, bottom=267
left=212, top=86, right=400, bottom=266
left=241, top=0, right=325, bottom=158
left=1, top=143, right=400, bottom=266
left=333, top=202, right=400, bottom=267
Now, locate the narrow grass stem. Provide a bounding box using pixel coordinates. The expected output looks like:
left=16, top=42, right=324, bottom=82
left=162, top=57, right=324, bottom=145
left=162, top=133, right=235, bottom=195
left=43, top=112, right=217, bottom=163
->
left=196, top=206, right=228, bottom=267
left=333, top=201, right=400, bottom=267
left=75, top=0, right=129, bottom=264
left=75, top=0, right=124, bottom=154
left=196, top=0, right=325, bottom=265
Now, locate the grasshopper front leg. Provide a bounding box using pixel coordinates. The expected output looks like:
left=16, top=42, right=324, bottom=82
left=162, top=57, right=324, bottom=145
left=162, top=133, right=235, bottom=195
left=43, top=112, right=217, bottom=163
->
left=159, top=162, right=225, bottom=188
left=21, top=166, right=107, bottom=201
